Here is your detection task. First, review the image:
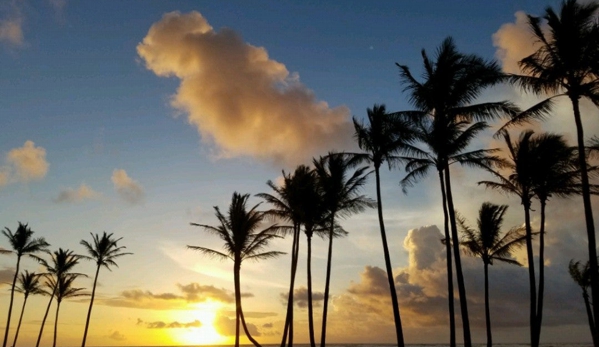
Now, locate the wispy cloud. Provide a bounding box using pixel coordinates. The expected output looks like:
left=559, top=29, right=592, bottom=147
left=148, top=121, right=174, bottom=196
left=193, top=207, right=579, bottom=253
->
left=111, top=169, right=144, bottom=204
left=54, top=184, right=101, bottom=203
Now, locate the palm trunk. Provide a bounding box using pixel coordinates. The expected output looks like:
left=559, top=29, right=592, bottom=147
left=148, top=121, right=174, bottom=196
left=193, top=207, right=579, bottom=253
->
left=535, top=199, right=547, bottom=345
left=240, top=305, right=262, bottom=347
left=583, top=289, right=598, bottom=346
left=3, top=256, right=21, bottom=347
left=307, top=232, right=316, bottom=347
left=281, top=224, right=300, bottom=347
left=234, top=262, right=241, bottom=347
left=374, top=166, right=405, bottom=347
left=439, top=170, right=456, bottom=347
left=571, top=95, right=599, bottom=346
left=36, top=284, right=56, bottom=347
left=522, top=199, right=538, bottom=347
left=81, top=264, right=101, bottom=347
left=320, top=213, right=336, bottom=347
left=53, top=300, right=61, bottom=347
left=12, top=294, right=28, bottom=347
left=484, top=262, right=492, bottom=347
left=443, top=166, right=471, bottom=347
left=236, top=264, right=261, bottom=347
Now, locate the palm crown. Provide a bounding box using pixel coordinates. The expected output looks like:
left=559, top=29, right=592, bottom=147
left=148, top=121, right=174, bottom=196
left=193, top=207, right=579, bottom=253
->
left=81, top=232, right=132, bottom=269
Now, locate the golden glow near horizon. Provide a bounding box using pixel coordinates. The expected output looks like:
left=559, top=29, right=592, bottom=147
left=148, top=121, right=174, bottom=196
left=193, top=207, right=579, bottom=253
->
left=171, top=302, right=228, bottom=346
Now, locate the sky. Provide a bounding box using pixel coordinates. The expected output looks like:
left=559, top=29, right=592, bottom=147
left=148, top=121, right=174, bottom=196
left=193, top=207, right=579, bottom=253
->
left=1, top=0, right=598, bottom=346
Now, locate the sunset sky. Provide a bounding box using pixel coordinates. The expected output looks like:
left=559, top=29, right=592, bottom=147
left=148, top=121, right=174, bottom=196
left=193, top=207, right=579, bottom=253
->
left=1, top=0, right=598, bottom=346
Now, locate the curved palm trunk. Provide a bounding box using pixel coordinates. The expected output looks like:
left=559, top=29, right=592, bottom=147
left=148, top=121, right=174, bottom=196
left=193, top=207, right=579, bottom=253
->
left=35, top=288, right=56, bottom=347
left=53, top=300, right=61, bottom=347
left=374, top=166, right=405, bottom=347
left=320, top=213, right=336, bottom=347
left=234, top=262, right=261, bottom=347
left=571, top=96, right=599, bottom=346
left=239, top=304, right=261, bottom=347
left=443, top=167, right=471, bottom=347
left=81, top=264, right=101, bottom=347
left=306, top=232, right=316, bottom=347
left=12, top=294, right=28, bottom=347
left=583, top=289, right=598, bottom=346
left=535, top=200, right=547, bottom=345
left=522, top=199, right=538, bottom=347
left=281, top=224, right=300, bottom=347
left=484, top=262, right=492, bottom=347
left=439, top=170, right=456, bottom=347
left=3, top=256, right=22, bottom=347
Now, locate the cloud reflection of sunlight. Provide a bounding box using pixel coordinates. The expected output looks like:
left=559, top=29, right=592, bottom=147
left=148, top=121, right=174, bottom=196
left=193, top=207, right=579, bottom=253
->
left=173, top=302, right=227, bottom=345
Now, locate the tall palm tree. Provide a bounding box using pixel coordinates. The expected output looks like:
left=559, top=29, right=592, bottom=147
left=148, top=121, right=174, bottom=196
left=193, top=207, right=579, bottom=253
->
left=505, top=2, right=599, bottom=343
left=256, top=165, right=312, bottom=347
left=314, top=152, right=375, bottom=347
left=44, top=273, right=87, bottom=347
left=188, top=192, right=284, bottom=347
left=458, top=202, right=527, bottom=347
left=569, top=259, right=598, bottom=346
left=1, top=222, right=50, bottom=347
left=396, top=37, right=517, bottom=347
left=353, top=104, right=416, bottom=347
left=35, top=248, right=84, bottom=347
left=80, top=232, right=132, bottom=347
left=12, top=271, right=45, bottom=347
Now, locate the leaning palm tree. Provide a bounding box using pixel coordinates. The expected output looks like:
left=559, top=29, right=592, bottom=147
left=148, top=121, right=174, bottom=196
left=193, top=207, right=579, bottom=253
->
left=188, top=192, right=284, bottom=347
left=44, top=273, right=87, bottom=347
left=12, top=271, right=45, bottom=347
left=569, top=259, right=597, bottom=346
left=458, top=202, right=527, bottom=347
left=80, top=232, right=132, bottom=347
left=353, top=104, right=416, bottom=347
left=396, top=37, right=517, bottom=347
left=1, top=222, right=50, bottom=347
left=314, top=152, right=375, bottom=347
left=35, top=249, right=84, bottom=347
left=504, top=2, right=599, bottom=343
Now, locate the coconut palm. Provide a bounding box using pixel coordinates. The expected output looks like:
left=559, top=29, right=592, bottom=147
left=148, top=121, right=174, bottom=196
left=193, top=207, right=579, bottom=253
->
left=353, top=103, right=417, bottom=347
left=569, top=259, right=597, bottom=346
left=1, top=222, right=50, bottom=347
left=396, top=37, right=517, bottom=347
left=80, top=232, right=132, bottom=347
left=44, top=273, right=87, bottom=347
left=504, top=2, right=599, bottom=343
left=314, top=152, right=375, bottom=347
left=12, top=271, right=45, bottom=347
left=188, top=192, right=284, bottom=347
left=458, top=202, right=527, bottom=347
left=35, top=249, right=84, bottom=347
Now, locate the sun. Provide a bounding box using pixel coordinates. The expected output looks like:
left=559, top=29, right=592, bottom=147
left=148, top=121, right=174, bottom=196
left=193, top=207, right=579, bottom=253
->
left=172, top=302, right=228, bottom=346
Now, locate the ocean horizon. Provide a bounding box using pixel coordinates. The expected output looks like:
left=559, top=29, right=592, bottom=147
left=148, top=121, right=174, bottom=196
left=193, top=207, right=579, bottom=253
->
left=84, top=344, right=595, bottom=347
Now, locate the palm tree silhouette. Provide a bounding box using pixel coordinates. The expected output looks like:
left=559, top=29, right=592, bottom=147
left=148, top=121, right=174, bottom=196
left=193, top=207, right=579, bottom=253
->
left=458, top=202, right=527, bottom=347
left=44, top=273, right=87, bottom=347
left=12, top=271, right=45, bottom=347
left=35, top=248, right=84, bottom=347
left=569, top=259, right=597, bottom=346
left=352, top=104, right=416, bottom=347
left=188, top=192, right=284, bottom=347
left=504, top=2, right=599, bottom=343
left=1, top=222, right=49, bottom=347
left=396, top=37, right=516, bottom=347
left=80, top=232, right=132, bottom=347
left=314, top=152, right=375, bottom=347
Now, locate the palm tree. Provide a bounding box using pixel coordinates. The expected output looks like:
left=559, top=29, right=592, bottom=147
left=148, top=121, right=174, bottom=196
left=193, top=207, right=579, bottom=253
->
left=188, top=192, right=284, bottom=347
left=35, top=248, right=84, bottom=347
left=353, top=104, right=416, bottom=347
left=314, top=152, right=375, bottom=347
left=396, top=37, right=517, bottom=347
left=44, top=273, right=87, bottom=347
left=12, top=271, right=45, bottom=347
left=458, top=202, right=527, bottom=347
left=80, top=232, right=132, bottom=347
left=505, top=2, right=599, bottom=343
left=569, top=259, right=598, bottom=346
left=1, top=222, right=50, bottom=347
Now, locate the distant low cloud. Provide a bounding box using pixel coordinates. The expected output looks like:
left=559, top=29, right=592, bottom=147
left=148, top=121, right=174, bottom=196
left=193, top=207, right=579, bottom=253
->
left=137, top=11, right=353, bottom=167
left=111, top=169, right=144, bottom=204
left=54, top=184, right=100, bottom=203
left=0, top=267, right=14, bottom=286
left=214, top=315, right=260, bottom=337
left=280, top=286, right=324, bottom=308
left=107, top=330, right=126, bottom=341
left=144, top=319, right=201, bottom=329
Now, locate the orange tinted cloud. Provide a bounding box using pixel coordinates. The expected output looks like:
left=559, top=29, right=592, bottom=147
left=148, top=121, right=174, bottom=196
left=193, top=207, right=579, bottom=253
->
left=54, top=183, right=100, bottom=203
left=137, top=11, right=353, bottom=167
left=111, top=169, right=144, bottom=204
left=492, top=11, right=538, bottom=74
left=6, top=141, right=49, bottom=182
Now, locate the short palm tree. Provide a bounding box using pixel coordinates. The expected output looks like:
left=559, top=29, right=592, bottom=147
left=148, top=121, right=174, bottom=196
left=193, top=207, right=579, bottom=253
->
left=12, top=271, right=45, bottom=347
left=44, top=273, right=87, bottom=347
left=396, top=37, right=517, bottom=347
left=188, top=192, right=284, bottom=347
left=35, top=248, right=84, bottom=347
left=1, top=222, right=49, bottom=347
left=458, top=202, right=527, bottom=347
left=569, top=259, right=597, bottom=346
left=353, top=104, right=416, bottom=347
left=80, top=232, right=132, bottom=347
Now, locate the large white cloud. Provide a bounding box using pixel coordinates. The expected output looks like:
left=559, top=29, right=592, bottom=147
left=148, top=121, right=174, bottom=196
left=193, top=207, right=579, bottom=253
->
left=137, top=11, right=353, bottom=167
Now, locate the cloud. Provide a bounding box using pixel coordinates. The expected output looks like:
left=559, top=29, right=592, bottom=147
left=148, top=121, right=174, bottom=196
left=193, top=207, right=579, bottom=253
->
left=137, top=11, right=353, bottom=167
left=111, top=169, right=144, bottom=204
left=5, top=141, right=49, bottom=183
left=0, top=1, right=24, bottom=47
left=492, top=11, right=539, bottom=74
left=214, top=315, right=260, bottom=337
left=107, top=330, right=126, bottom=341
left=280, top=286, right=324, bottom=308
left=54, top=184, right=100, bottom=203
left=145, top=319, right=201, bottom=329
left=0, top=267, right=14, bottom=286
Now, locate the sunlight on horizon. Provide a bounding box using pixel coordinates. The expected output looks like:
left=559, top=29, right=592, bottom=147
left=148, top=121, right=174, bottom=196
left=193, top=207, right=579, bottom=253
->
left=172, top=302, right=228, bottom=346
